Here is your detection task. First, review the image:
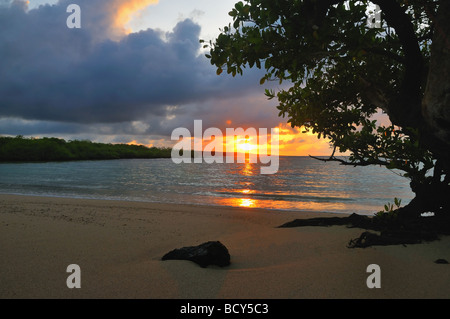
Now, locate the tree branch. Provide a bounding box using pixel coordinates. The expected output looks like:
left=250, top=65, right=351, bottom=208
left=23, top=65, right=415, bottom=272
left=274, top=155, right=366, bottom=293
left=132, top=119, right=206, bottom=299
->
left=303, top=0, right=424, bottom=129
left=309, top=152, right=389, bottom=167
left=362, top=47, right=405, bottom=64
left=371, top=0, right=425, bottom=128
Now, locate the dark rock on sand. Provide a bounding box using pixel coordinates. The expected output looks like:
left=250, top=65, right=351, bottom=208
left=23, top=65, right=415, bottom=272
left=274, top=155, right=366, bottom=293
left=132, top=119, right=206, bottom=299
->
left=278, top=213, right=371, bottom=228
left=162, top=241, right=231, bottom=268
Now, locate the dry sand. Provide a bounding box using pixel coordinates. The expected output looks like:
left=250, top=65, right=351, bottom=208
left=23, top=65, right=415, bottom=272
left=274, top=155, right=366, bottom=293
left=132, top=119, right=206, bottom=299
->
left=1, top=194, right=449, bottom=299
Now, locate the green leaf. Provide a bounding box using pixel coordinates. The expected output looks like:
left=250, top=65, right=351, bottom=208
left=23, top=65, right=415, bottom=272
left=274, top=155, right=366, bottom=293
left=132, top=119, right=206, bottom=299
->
left=235, top=1, right=244, bottom=11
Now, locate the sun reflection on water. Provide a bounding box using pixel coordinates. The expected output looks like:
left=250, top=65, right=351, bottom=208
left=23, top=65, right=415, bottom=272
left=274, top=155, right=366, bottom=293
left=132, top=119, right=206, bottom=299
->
left=237, top=198, right=256, bottom=208
left=241, top=162, right=255, bottom=176
left=215, top=187, right=354, bottom=212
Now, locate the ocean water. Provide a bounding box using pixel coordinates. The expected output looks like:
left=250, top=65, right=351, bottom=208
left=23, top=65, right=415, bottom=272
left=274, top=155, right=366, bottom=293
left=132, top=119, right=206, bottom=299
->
left=0, top=157, right=414, bottom=215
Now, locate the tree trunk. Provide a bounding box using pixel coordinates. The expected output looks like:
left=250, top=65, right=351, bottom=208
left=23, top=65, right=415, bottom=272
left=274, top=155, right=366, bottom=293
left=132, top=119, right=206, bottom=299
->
left=409, top=182, right=448, bottom=212
left=422, top=0, right=450, bottom=171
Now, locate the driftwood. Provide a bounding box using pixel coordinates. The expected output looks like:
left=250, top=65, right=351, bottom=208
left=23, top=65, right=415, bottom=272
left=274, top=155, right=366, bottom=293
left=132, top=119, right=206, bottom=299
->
left=278, top=213, right=371, bottom=229
left=162, top=241, right=231, bottom=268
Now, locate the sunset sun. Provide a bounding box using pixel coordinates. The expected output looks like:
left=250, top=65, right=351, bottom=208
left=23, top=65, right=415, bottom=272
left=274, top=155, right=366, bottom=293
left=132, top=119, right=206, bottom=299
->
left=235, top=137, right=258, bottom=154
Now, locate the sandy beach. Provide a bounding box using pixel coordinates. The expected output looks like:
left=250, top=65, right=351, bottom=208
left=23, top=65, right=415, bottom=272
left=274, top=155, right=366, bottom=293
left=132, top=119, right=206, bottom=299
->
left=1, top=193, right=449, bottom=299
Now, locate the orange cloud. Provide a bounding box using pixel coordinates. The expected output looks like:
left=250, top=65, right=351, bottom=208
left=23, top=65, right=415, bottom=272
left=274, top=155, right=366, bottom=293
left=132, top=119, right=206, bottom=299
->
left=127, top=140, right=155, bottom=148
left=112, top=0, right=159, bottom=35
left=275, top=123, right=336, bottom=156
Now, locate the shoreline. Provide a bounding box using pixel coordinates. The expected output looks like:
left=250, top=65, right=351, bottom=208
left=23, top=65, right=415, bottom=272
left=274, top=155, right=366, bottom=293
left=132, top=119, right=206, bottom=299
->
left=1, top=194, right=449, bottom=298
left=0, top=191, right=358, bottom=216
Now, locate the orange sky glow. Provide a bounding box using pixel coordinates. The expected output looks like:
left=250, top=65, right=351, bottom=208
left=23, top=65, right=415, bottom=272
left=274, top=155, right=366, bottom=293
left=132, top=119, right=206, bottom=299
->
left=128, top=123, right=337, bottom=157
left=113, top=0, right=160, bottom=34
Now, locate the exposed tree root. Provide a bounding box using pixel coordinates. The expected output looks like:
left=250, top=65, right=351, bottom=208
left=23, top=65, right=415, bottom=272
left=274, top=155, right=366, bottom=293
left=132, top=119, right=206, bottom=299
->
left=347, top=230, right=439, bottom=248
left=278, top=211, right=450, bottom=248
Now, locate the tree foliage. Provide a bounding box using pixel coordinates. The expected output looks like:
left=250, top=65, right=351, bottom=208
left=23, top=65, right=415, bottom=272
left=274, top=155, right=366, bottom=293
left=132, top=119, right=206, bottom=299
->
left=0, top=136, right=171, bottom=162
left=206, top=0, right=450, bottom=216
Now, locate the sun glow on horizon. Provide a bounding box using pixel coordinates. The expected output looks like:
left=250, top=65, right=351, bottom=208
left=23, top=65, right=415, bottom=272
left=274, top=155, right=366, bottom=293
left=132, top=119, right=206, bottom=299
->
left=126, top=140, right=154, bottom=148
left=128, top=122, right=342, bottom=157
left=275, top=123, right=339, bottom=156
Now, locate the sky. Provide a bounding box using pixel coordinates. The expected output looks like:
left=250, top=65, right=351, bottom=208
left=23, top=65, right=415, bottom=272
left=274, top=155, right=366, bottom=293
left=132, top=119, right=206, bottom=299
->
left=0, top=0, right=337, bottom=156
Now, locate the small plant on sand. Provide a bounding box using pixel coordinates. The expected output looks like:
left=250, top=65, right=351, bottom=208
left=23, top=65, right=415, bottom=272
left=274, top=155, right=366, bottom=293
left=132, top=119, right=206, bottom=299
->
left=375, top=197, right=402, bottom=220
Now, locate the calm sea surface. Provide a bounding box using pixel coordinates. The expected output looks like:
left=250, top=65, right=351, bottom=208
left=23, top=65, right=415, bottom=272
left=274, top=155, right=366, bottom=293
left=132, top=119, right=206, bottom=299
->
left=0, top=157, right=414, bottom=215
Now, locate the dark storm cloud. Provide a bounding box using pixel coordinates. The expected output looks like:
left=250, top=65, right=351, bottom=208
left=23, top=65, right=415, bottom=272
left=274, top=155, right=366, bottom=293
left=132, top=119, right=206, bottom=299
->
left=0, top=0, right=267, bottom=127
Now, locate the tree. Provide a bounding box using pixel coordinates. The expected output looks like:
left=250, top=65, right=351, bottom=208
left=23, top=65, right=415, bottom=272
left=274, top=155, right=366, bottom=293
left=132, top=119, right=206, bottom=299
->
left=206, top=0, right=450, bottom=220
left=0, top=136, right=172, bottom=161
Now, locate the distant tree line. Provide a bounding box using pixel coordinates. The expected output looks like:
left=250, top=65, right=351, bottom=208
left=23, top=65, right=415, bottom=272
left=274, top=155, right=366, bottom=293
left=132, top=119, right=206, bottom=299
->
left=0, top=136, right=172, bottom=162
